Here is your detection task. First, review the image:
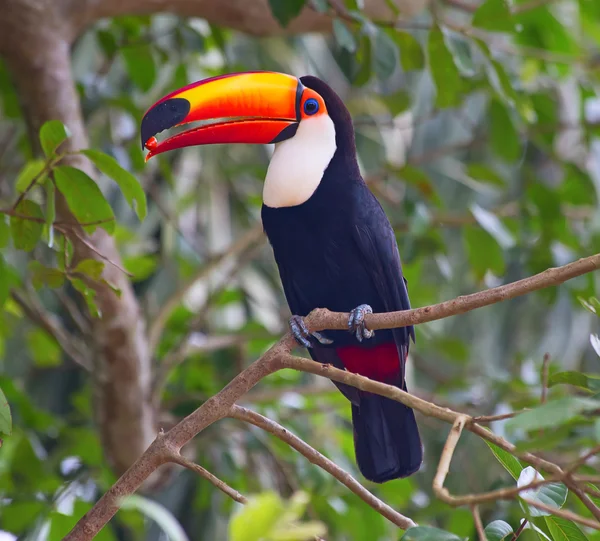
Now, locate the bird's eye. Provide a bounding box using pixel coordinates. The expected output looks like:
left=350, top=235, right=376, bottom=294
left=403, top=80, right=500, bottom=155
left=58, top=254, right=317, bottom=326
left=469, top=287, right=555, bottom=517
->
left=303, top=98, right=319, bottom=116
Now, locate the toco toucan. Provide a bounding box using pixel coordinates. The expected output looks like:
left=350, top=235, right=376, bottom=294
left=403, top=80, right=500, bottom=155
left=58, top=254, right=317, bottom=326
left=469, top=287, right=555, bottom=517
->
left=141, top=71, right=423, bottom=482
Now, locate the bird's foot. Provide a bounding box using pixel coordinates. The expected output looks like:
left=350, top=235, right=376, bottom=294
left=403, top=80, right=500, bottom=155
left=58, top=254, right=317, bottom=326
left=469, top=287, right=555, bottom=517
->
left=289, top=315, right=333, bottom=348
left=348, top=304, right=375, bottom=342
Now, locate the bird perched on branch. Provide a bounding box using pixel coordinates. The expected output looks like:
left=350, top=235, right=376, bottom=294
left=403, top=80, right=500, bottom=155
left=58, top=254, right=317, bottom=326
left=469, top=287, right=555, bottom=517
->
left=141, top=71, right=423, bottom=482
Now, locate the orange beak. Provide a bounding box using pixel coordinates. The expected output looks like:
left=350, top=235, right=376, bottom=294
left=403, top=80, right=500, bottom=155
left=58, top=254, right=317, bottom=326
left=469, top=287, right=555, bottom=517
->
left=140, top=71, right=302, bottom=161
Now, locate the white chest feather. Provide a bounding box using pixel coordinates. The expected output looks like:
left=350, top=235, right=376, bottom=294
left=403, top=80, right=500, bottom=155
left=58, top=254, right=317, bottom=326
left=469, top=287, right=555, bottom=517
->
left=263, top=115, right=337, bottom=208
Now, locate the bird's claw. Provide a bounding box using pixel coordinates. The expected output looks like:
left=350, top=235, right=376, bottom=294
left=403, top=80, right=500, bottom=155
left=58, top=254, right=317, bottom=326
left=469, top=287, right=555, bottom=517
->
left=289, top=315, right=333, bottom=348
left=348, top=304, right=374, bottom=342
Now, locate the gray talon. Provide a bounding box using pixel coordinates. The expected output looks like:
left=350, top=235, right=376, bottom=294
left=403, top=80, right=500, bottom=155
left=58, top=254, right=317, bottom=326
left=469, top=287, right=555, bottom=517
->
left=290, top=315, right=312, bottom=348
left=289, top=316, right=334, bottom=348
left=348, top=304, right=374, bottom=342
left=312, top=331, right=333, bottom=345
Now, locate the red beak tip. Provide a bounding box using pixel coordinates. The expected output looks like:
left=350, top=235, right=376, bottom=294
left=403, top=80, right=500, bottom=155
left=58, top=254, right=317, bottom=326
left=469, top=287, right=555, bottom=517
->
left=145, top=136, right=159, bottom=151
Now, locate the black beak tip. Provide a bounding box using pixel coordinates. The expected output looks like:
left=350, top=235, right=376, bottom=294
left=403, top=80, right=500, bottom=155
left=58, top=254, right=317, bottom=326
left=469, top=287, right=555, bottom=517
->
left=140, top=97, right=191, bottom=150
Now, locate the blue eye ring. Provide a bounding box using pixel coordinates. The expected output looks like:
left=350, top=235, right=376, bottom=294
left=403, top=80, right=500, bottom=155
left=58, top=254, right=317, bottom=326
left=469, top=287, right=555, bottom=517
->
left=303, top=98, right=319, bottom=116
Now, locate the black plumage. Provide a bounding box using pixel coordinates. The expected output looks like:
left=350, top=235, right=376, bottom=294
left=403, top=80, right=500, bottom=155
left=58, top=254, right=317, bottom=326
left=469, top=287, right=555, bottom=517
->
left=261, top=76, right=422, bottom=482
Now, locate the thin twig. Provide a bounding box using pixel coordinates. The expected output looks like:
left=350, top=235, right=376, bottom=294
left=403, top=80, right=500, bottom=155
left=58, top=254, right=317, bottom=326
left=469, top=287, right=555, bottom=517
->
left=471, top=505, right=487, bottom=541
left=521, top=497, right=600, bottom=529
left=566, top=445, right=600, bottom=475
left=229, top=405, right=416, bottom=530
left=433, top=416, right=469, bottom=500
left=10, top=290, right=90, bottom=370
left=541, top=353, right=550, bottom=404
left=472, top=411, right=525, bottom=424
left=511, top=520, right=528, bottom=540
left=170, top=453, right=247, bottom=504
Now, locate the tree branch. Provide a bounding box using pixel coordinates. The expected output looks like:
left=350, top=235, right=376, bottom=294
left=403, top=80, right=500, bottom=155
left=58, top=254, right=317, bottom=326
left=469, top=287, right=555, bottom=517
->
left=229, top=405, right=417, bottom=530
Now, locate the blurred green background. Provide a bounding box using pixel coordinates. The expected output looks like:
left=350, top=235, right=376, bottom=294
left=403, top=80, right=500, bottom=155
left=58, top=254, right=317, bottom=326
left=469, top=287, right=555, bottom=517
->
left=0, top=0, right=599, bottom=539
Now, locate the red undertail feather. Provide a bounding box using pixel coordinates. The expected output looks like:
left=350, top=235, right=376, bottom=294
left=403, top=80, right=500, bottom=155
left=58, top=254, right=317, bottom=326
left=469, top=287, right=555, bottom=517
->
left=336, top=342, right=400, bottom=382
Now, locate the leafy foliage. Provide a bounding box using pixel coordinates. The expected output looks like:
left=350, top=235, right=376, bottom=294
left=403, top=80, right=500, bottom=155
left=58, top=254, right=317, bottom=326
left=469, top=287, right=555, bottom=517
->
left=1, top=0, right=600, bottom=540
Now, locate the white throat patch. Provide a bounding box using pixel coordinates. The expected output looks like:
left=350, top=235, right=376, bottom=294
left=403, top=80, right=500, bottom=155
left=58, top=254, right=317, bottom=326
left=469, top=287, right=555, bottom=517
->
left=263, top=114, right=337, bottom=208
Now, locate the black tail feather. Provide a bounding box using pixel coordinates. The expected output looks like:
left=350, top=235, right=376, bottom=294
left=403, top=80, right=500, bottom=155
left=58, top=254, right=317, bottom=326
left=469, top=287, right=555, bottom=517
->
left=351, top=381, right=422, bottom=483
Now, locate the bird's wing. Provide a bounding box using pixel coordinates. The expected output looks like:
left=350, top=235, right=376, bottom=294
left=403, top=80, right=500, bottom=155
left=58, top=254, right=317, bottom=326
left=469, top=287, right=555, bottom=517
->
left=351, top=195, right=414, bottom=382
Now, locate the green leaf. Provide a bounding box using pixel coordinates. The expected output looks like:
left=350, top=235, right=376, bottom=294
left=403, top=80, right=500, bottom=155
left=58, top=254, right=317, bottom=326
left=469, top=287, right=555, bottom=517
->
left=485, top=440, right=523, bottom=480
left=15, top=159, right=48, bottom=192
left=123, top=254, right=158, bottom=282
left=548, top=371, right=600, bottom=392
left=29, top=261, right=66, bottom=290
left=484, top=520, right=513, bottom=541
left=507, top=397, right=600, bottom=433
left=470, top=204, right=515, bottom=249
left=69, top=277, right=101, bottom=318
left=473, top=0, right=514, bottom=33
left=545, top=516, right=589, bottom=541
left=82, top=149, right=147, bottom=221
left=0, top=385, right=11, bottom=436
left=268, top=0, right=306, bottom=27
left=428, top=26, right=462, bottom=108
left=518, top=467, right=567, bottom=517
left=381, top=91, right=411, bottom=116
left=120, top=495, right=188, bottom=541
left=466, top=163, right=505, bottom=186
left=49, top=501, right=116, bottom=541
left=10, top=200, right=44, bottom=251
left=489, top=99, right=520, bottom=161
left=333, top=19, right=356, bottom=53
left=229, top=492, right=285, bottom=541
left=578, top=296, right=600, bottom=316
left=464, top=226, right=505, bottom=279
left=373, top=29, right=398, bottom=82
left=401, top=526, right=467, bottom=540
left=27, top=328, right=61, bottom=367
left=39, top=120, right=70, bottom=157
left=0, top=215, right=9, bottom=248
left=121, top=46, right=156, bottom=92
left=73, top=259, right=105, bottom=281
left=391, top=30, right=424, bottom=71
left=53, top=165, right=115, bottom=234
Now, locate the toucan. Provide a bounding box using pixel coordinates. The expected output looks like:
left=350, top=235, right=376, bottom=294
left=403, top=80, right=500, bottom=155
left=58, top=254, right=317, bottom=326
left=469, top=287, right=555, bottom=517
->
left=141, top=71, right=423, bottom=482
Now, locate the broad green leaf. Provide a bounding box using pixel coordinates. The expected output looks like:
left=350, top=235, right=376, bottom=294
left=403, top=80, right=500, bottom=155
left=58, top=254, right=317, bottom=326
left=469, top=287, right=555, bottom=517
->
left=73, top=259, right=105, bottom=281
left=470, top=204, right=515, bottom=249
left=229, top=492, right=285, bottom=541
left=484, top=520, right=513, bottom=541
left=2, top=501, right=46, bottom=533
left=29, top=261, right=65, bottom=290
left=45, top=180, right=56, bottom=247
left=401, top=526, right=467, bottom=540
left=352, top=34, right=372, bottom=86
left=10, top=199, right=44, bottom=251
left=70, top=277, right=101, bottom=318
left=82, top=149, right=147, bottom=221
left=27, top=328, right=61, bottom=367
left=485, top=440, right=523, bottom=480
left=489, top=99, right=520, bottom=161
left=0, top=215, right=9, bottom=248
left=518, top=467, right=567, bottom=517
left=0, top=385, right=11, bottom=436
left=121, top=46, right=156, bottom=92
left=390, top=30, right=424, bottom=71
left=577, top=296, right=600, bottom=316
left=466, top=163, right=505, bottom=186
left=428, top=26, right=462, bottom=108
left=53, top=165, right=115, bottom=234
left=268, top=0, right=306, bottom=27
left=123, top=254, right=158, bottom=282
left=548, top=371, right=600, bottom=392
left=473, top=0, right=513, bottom=33
left=381, top=91, right=411, bottom=116
left=373, top=29, right=398, bottom=82
left=15, top=159, right=47, bottom=192
left=464, top=226, right=505, bottom=279
left=507, top=397, right=600, bottom=433
left=120, top=495, right=188, bottom=541
left=0, top=255, right=9, bottom=307
left=545, top=516, right=589, bottom=541
left=515, top=425, right=572, bottom=452
left=39, top=120, right=70, bottom=157
left=333, top=19, right=356, bottom=53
